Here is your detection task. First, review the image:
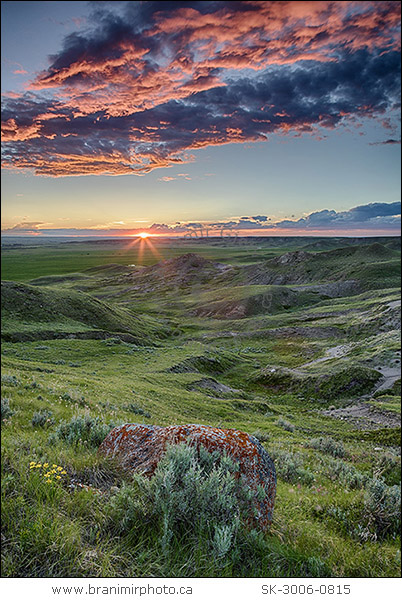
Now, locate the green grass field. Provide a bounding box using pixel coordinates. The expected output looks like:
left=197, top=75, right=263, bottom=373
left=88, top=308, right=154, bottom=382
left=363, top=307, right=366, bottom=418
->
left=1, top=239, right=284, bottom=281
left=1, top=236, right=401, bottom=577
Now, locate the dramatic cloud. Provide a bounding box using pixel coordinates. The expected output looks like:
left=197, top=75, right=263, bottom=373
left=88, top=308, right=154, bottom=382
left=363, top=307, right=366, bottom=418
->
left=3, top=202, right=400, bottom=236
left=158, top=202, right=402, bottom=232
left=1, top=1, right=401, bottom=176
left=271, top=201, right=401, bottom=230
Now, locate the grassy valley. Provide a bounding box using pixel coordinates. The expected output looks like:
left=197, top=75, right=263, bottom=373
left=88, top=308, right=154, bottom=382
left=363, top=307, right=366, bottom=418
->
left=1, top=236, right=401, bottom=577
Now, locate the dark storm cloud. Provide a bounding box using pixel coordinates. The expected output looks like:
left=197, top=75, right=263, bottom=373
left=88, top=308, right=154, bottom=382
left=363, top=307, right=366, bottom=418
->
left=1, top=1, right=401, bottom=176
left=347, top=201, right=401, bottom=220
left=173, top=202, right=402, bottom=231
left=272, top=201, right=401, bottom=230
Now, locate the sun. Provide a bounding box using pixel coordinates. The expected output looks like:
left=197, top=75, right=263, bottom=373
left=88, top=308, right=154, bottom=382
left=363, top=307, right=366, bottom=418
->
left=138, top=232, right=150, bottom=239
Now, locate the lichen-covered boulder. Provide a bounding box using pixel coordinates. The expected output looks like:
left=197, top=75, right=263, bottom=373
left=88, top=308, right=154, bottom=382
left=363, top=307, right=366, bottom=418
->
left=99, top=423, right=276, bottom=529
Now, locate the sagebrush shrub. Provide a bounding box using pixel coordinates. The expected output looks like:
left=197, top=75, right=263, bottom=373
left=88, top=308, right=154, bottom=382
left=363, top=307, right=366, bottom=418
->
left=212, top=524, right=236, bottom=558
left=145, top=444, right=247, bottom=530
left=326, top=459, right=366, bottom=489
left=107, top=443, right=259, bottom=558
left=1, top=375, right=20, bottom=386
left=32, top=409, right=54, bottom=428
left=252, top=429, right=270, bottom=443
left=364, top=478, right=401, bottom=538
left=270, top=449, right=314, bottom=485
left=1, top=398, right=14, bottom=420
left=374, top=453, right=401, bottom=486
left=55, top=415, right=115, bottom=447
left=24, top=381, right=40, bottom=390
left=326, top=505, right=351, bottom=532
left=125, top=403, right=151, bottom=418
left=276, top=418, right=295, bottom=432
left=308, top=436, right=346, bottom=458
left=107, top=483, right=146, bottom=534
left=61, top=391, right=86, bottom=405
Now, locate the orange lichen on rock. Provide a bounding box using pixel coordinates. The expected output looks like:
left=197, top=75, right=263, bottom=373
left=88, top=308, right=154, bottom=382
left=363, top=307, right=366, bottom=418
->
left=98, top=423, right=276, bottom=529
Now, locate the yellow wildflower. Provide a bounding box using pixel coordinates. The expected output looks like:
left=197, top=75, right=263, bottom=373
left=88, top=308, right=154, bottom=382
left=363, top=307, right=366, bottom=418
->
left=30, top=461, right=36, bottom=466
left=61, top=471, right=67, bottom=475
left=57, top=466, right=63, bottom=472
left=56, top=476, right=61, bottom=480
left=43, top=463, right=49, bottom=468
left=52, top=464, right=57, bottom=468
left=35, top=463, right=42, bottom=468
left=46, top=479, right=52, bottom=484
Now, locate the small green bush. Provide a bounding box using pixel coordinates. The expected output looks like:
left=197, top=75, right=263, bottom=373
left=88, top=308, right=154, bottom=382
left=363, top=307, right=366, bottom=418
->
left=326, top=459, right=366, bottom=489
left=270, top=449, right=314, bottom=485
left=150, top=444, right=248, bottom=524
left=212, top=524, right=236, bottom=558
left=276, top=417, right=295, bottom=432
left=32, top=409, right=54, bottom=428
left=374, top=452, right=401, bottom=486
left=24, top=381, right=40, bottom=390
left=107, top=443, right=258, bottom=559
left=326, top=505, right=351, bottom=532
left=106, top=483, right=146, bottom=534
left=364, top=478, right=401, bottom=538
left=55, top=415, right=115, bottom=447
left=1, top=398, right=14, bottom=420
left=308, top=436, right=346, bottom=458
left=125, top=403, right=151, bottom=419
left=1, top=375, right=20, bottom=387
left=60, top=391, right=86, bottom=406
left=251, top=429, right=270, bottom=443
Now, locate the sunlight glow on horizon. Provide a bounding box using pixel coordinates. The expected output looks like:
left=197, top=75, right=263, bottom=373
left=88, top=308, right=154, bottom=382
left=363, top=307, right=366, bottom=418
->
left=118, top=230, right=163, bottom=264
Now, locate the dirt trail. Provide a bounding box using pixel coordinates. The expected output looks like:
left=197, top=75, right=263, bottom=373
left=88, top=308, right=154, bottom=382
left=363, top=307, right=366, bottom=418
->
left=300, top=344, right=353, bottom=368
left=323, top=403, right=400, bottom=430
left=188, top=378, right=242, bottom=397
left=372, top=365, right=401, bottom=394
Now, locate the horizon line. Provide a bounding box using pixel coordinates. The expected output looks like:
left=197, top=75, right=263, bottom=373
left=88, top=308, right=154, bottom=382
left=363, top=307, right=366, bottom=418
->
left=2, top=233, right=401, bottom=240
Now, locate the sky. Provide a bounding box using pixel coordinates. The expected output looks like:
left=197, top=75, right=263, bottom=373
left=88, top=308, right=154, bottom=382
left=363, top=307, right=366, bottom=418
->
left=1, top=0, right=401, bottom=237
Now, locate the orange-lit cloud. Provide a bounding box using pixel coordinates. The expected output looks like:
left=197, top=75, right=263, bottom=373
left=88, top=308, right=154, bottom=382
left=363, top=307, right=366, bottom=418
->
left=1, top=1, right=400, bottom=177
left=1, top=118, right=42, bottom=141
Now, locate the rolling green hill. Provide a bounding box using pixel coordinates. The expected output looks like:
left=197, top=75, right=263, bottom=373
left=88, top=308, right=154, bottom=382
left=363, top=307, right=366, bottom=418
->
left=245, top=244, right=400, bottom=289
left=1, top=281, right=169, bottom=343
